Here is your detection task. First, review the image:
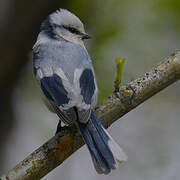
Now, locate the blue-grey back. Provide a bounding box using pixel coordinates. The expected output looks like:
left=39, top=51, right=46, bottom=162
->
left=33, top=36, right=98, bottom=123
left=33, top=38, right=93, bottom=83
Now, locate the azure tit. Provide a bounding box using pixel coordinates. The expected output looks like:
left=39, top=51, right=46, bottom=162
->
left=33, top=9, right=127, bottom=174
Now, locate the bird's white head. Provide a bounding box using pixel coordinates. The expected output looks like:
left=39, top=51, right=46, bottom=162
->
left=41, top=9, right=91, bottom=46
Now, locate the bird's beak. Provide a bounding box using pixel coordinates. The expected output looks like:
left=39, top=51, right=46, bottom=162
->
left=82, top=33, right=91, bottom=40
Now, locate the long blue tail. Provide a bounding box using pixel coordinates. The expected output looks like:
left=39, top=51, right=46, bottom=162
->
left=76, top=110, right=127, bottom=174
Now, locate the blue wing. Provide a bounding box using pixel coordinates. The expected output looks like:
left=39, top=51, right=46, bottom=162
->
left=40, top=73, right=77, bottom=124
left=76, top=68, right=96, bottom=123
left=79, top=68, right=96, bottom=105
left=40, top=74, right=70, bottom=107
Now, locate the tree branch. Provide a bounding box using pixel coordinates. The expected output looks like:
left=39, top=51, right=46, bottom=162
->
left=1, top=51, right=180, bottom=180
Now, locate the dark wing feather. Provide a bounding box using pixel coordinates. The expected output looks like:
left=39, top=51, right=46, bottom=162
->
left=79, top=68, right=96, bottom=105
left=77, top=68, right=96, bottom=123
left=40, top=74, right=69, bottom=106
left=52, top=105, right=76, bottom=125
left=40, top=74, right=76, bottom=124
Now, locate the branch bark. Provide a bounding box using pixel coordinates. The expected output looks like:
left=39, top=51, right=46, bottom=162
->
left=1, top=51, right=180, bottom=180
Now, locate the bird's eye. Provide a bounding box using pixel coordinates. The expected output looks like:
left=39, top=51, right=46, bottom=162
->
left=63, top=26, right=80, bottom=34
left=68, top=27, right=79, bottom=33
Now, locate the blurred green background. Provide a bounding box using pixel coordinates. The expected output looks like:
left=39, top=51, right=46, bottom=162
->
left=0, top=0, right=180, bottom=179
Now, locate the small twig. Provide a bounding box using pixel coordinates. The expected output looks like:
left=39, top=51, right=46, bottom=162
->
left=1, top=51, right=180, bottom=180
left=114, top=57, right=125, bottom=90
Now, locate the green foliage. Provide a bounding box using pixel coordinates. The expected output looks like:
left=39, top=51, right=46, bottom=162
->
left=68, top=0, right=89, bottom=21
left=155, top=0, right=180, bottom=15
left=154, top=0, right=180, bottom=29
left=94, top=24, right=121, bottom=46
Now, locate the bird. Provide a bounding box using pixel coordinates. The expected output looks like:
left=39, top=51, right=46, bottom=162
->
left=33, top=8, right=127, bottom=174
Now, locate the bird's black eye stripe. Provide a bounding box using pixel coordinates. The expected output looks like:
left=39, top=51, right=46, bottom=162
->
left=63, top=25, right=81, bottom=34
